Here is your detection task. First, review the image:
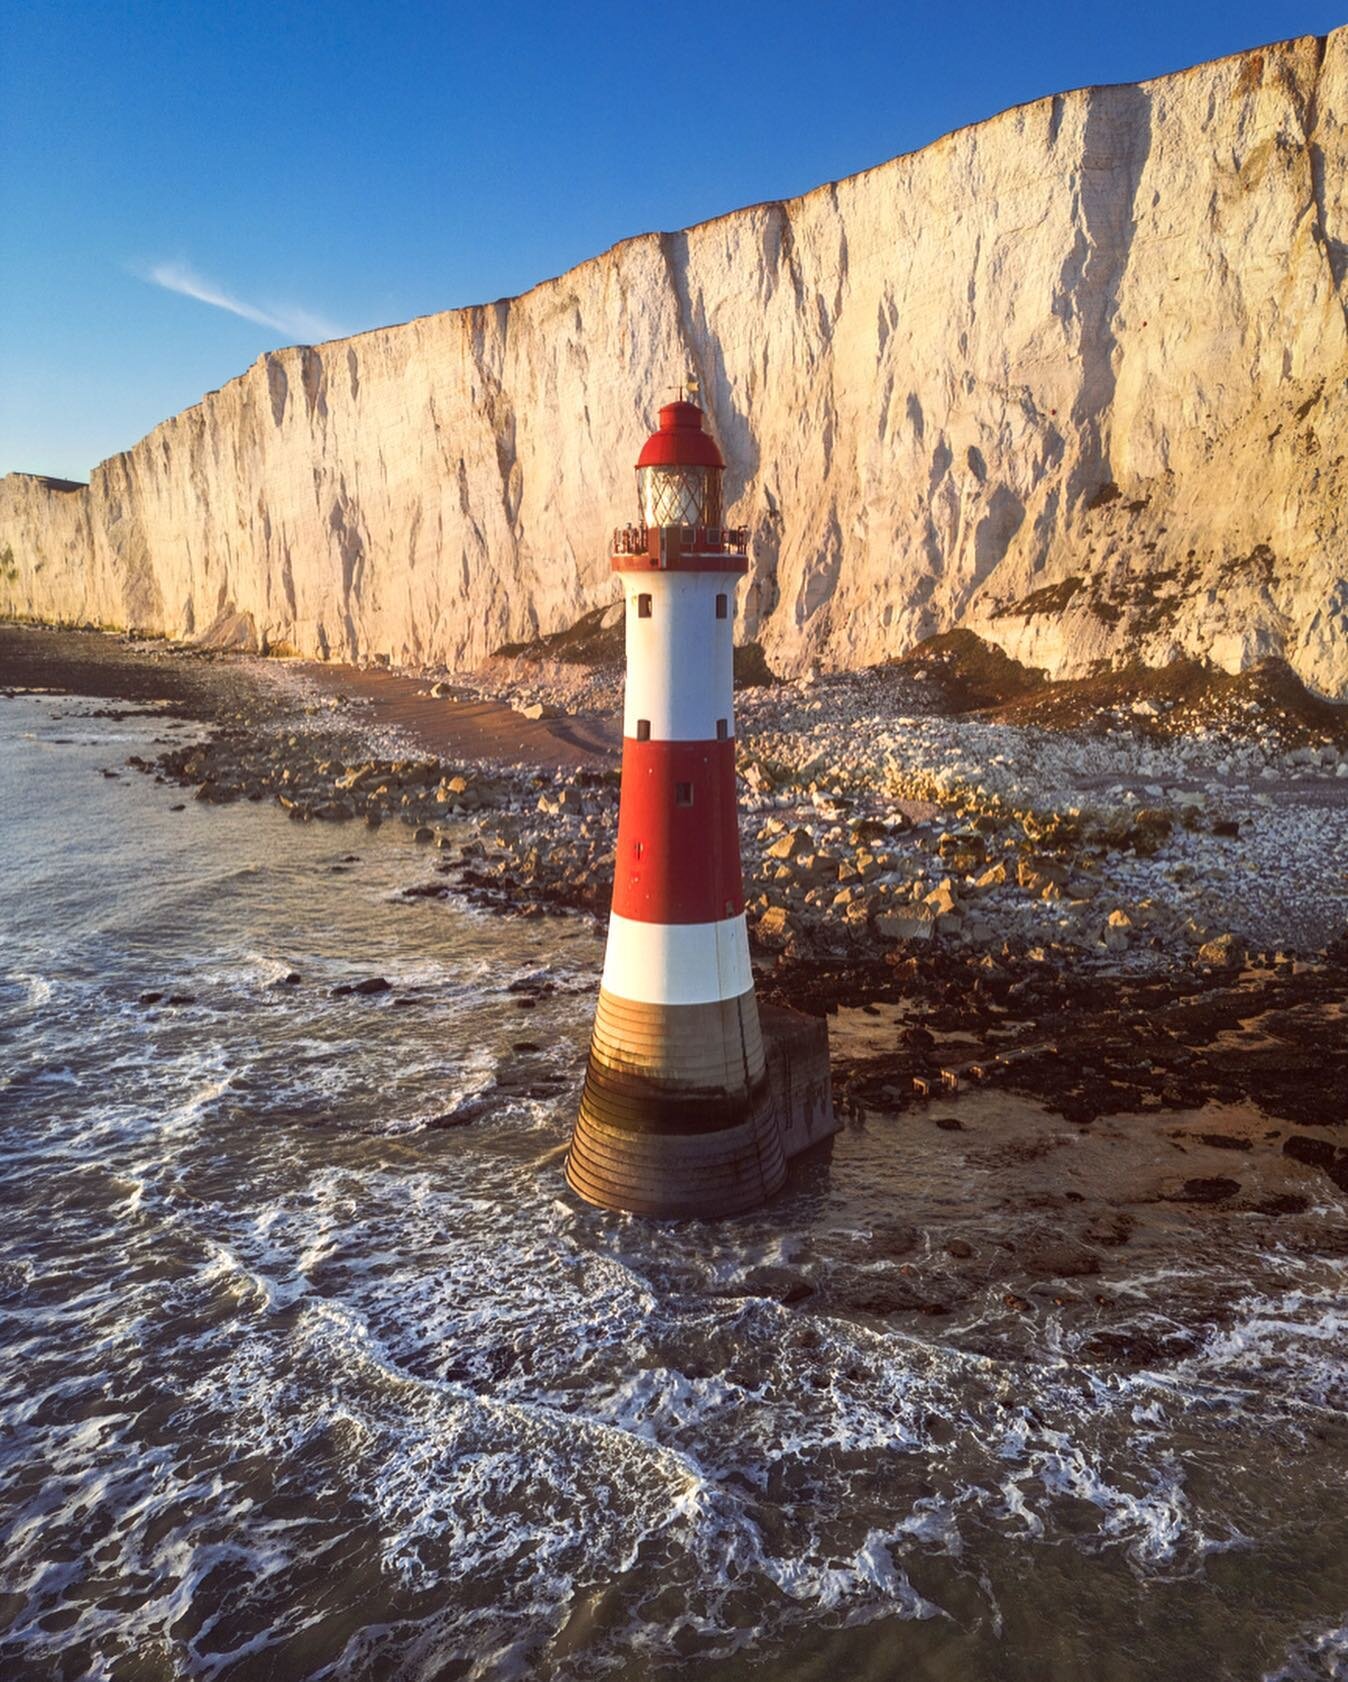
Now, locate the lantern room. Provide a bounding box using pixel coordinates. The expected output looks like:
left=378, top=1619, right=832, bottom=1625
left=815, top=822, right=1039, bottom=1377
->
left=635, top=400, right=725, bottom=528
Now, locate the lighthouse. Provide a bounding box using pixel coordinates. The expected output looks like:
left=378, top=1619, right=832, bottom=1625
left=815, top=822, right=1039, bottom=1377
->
left=566, top=389, right=837, bottom=1219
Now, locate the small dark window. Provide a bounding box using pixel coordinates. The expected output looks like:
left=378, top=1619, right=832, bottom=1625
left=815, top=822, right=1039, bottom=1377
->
left=636, top=593, right=652, bottom=619
left=715, top=593, right=728, bottom=619
left=632, top=840, right=644, bottom=860
left=716, top=718, right=728, bottom=740
left=636, top=718, right=651, bottom=741
left=675, top=781, right=694, bottom=807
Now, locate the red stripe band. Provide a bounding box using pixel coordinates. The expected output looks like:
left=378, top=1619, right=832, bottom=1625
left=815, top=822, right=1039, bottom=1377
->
left=611, top=738, right=745, bottom=924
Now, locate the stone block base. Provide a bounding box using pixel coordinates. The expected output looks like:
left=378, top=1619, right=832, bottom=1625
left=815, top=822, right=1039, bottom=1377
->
left=760, top=1003, right=839, bottom=1162
left=564, top=1002, right=836, bottom=1219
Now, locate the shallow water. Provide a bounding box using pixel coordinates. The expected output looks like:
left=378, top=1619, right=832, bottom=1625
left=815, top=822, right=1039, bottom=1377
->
left=1, top=692, right=1346, bottom=1682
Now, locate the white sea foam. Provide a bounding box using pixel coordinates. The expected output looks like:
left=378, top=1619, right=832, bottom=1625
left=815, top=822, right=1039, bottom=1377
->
left=8, top=1150, right=1348, bottom=1678
left=29, top=1064, right=80, bottom=1085
left=14, top=971, right=55, bottom=1008
left=1264, top=1621, right=1348, bottom=1681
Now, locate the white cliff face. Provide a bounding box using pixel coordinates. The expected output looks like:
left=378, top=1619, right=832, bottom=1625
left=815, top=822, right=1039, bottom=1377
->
left=3, top=32, right=1345, bottom=694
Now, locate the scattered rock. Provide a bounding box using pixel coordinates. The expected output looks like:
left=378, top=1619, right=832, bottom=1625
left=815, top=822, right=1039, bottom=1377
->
left=332, top=976, right=392, bottom=997
left=1164, top=1175, right=1241, bottom=1203
left=1282, top=1134, right=1335, bottom=1170
left=1197, top=933, right=1246, bottom=970
left=1252, top=1192, right=1311, bottom=1215
left=875, top=905, right=936, bottom=942
left=756, top=906, right=795, bottom=949
left=740, top=1266, right=816, bottom=1305
left=1086, top=1327, right=1200, bottom=1366
left=428, top=1104, right=484, bottom=1128
left=767, top=828, right=814, bottom=862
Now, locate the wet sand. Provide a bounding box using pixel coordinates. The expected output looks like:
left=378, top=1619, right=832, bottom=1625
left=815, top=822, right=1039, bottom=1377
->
left=307, top=661, right=621, bottom=769
left=0, top=625, right=621, bottom=771
left=0, top=623, right=233, bottom=716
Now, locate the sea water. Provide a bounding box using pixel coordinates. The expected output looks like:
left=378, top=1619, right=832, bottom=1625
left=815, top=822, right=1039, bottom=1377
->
left=2, top=688, right=1346, bottom=1681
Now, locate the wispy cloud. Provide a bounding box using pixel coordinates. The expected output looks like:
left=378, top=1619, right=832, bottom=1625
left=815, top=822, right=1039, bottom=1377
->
left=140, top=259, right=347, bottom=343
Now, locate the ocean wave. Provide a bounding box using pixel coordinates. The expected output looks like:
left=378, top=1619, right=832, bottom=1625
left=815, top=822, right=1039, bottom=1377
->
left=4, top=701, right=1347, bottom=1679
left=6, top=1168, right=1347, bottom=1680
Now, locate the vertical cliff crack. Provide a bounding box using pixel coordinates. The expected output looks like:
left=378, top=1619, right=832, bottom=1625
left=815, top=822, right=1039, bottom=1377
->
left=465, top=303, right=522, bottom=563
left=1063, top=82, right=1154, bottom=505
left=658, top=229, right=758, bottom=498
left=1303, top=35, right=1347, bottom=312
left=265, top=356, right=288, bottom=428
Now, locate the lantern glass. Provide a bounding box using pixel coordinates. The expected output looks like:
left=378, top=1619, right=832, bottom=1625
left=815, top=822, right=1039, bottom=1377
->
left=638, top=464, right=723, bottom=528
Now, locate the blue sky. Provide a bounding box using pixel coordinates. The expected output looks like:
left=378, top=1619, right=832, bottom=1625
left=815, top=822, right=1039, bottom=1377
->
left=1, top=0, right=1341, bottom=480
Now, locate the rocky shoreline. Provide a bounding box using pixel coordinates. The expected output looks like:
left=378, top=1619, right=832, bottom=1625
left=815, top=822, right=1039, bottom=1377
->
left=4, top=620, right=1346, bottom=1213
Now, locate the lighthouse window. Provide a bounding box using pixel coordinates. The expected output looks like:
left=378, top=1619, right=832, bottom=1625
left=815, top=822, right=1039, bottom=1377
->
left=715, top=594, right=728, bottom=619
left=636, top=593, right=652, bottom=619
left=675, top=781, right=694, bottom=807
left=636, top=719, right=651, bottom=741
left=716, top=719, right=728, bottom=740
left=638, top=464, right=723, bottom=528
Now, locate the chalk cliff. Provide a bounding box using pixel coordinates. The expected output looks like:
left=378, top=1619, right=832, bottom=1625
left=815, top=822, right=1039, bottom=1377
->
left=2, top=30, right=1345, bottom=693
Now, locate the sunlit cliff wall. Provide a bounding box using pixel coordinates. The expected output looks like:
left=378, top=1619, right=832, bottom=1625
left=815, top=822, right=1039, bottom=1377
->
left=3, top=30, right=1345, bottom=693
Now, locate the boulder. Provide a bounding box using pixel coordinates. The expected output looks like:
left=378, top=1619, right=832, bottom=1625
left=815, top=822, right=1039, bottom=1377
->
left=756, top=906, right=795, bottom=948
left=767, top=828, right=814, bottom=862
left=875, top=904, right=937, bottom=942
left=1017, top=854, right=1071, bottom=893
left=1197, top=932, right=1247, bottom=969
left=923, top=877, right=961, bottom=917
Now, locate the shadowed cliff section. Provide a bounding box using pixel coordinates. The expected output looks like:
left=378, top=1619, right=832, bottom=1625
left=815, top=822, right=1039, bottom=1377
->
left=1, top=29, right=1345, bottom=695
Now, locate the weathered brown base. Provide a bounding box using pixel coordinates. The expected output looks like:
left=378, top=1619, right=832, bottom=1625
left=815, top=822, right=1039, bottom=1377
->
left=566, top=1084, right=787, bottom=1218
left=760, top=1004, right=838, bottom=1160
left=565, top=996, right=837, bottom=1219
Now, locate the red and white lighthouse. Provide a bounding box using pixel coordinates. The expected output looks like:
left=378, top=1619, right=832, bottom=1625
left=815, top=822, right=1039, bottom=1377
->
left=566, top=391, right=836, bottom=1219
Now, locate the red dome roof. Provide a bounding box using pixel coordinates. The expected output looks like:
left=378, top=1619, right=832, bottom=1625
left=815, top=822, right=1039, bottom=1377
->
left=635, top=400, right=725, bottom=469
